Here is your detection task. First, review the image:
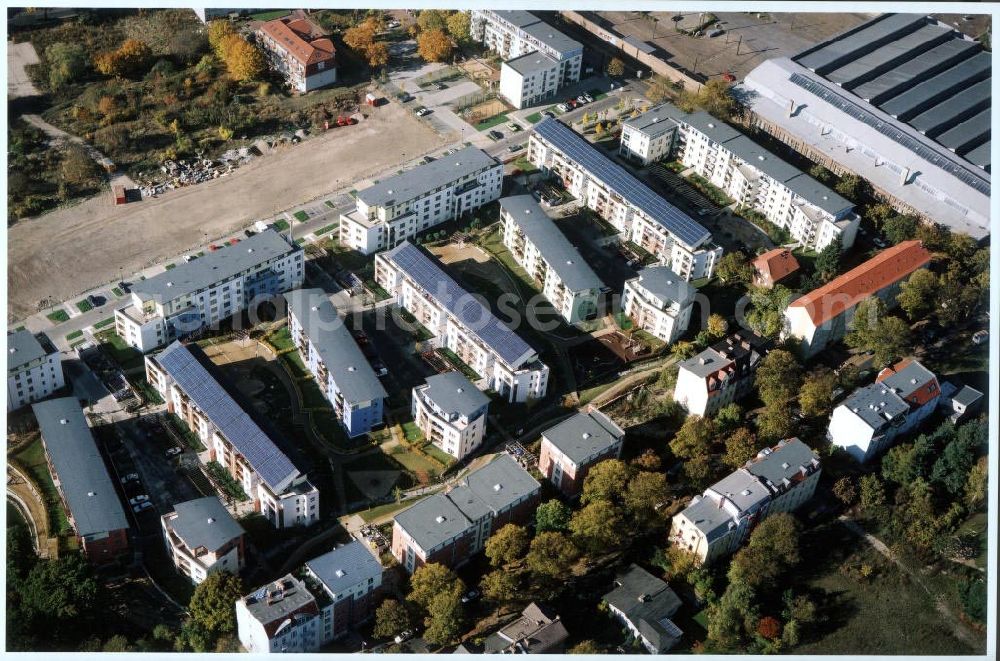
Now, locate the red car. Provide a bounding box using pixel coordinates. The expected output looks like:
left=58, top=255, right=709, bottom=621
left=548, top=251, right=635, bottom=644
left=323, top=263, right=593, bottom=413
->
left=229, top=237, right=240, bottom=245
left=209, top=244, right=219, bottom=251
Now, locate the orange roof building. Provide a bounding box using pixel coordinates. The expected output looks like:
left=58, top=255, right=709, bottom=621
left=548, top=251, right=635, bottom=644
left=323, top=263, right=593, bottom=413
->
left=782, top=240, right=932, bottom=357
left=256, top=17, right=337, bottom=93
left=752, top=248, right=800, bottom=287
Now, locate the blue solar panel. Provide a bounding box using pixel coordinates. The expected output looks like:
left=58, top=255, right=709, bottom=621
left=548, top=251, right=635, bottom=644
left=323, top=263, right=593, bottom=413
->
left=157, top=342, right=299, bottom=491
left=532, top=119, right=711, bottom=249
left=385, top=243, right=536, bottom=368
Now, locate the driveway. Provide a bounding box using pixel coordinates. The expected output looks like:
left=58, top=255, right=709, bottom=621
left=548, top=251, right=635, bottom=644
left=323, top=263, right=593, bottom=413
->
left=7, top=41, right=40, bottom=99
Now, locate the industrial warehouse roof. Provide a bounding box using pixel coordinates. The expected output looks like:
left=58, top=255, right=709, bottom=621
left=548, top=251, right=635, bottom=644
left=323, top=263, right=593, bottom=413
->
left=505, top=50, right=559, bottom=76
left=381, top=242, right=537, bottom=368
left=7, top=330, right=51, bottom=372
left=154, top=341, right=300, bottom=491
left=786, top=240, right=932, bottom=326
left=630, top=266, right=696, bottom=307
left=132, top=229, right=298, bottom=303
left=500, top=195, right=604, bottom=292
left=420, top=372, right=490, bottom=419
left=166, top=497, right=243, bottom=553
left=541, top=409, right=625, bottom=466
left=33, top=397, right=129, bottom=538
left=532, top=118, right=711, bottom=249
left=356, top=146, right=498, bottom=208
left=305, top=540, right=383, bottom=597
left=793, top=14, right=990, bottom=171
left=283, top=289, right=387, bottom=404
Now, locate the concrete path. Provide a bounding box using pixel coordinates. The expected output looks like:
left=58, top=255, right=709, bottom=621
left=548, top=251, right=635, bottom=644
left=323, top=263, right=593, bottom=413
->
left=7, top=41, right=39, bottom=99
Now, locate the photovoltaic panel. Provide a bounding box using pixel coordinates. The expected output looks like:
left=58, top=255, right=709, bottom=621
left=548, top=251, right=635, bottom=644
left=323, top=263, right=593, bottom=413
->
left=385, top=243, right=536, bottom=368
left=532, top=118, right=711, bottom=249
left=788, top=73, right=990, bottom=195
left=156, top=342, right=299, bottom=491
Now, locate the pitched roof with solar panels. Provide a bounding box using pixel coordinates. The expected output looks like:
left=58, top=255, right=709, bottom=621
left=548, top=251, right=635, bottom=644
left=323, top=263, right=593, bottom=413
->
left=154, top=341, right=301, bottom=492
left=532, top=118, right=711, bottom=249
left=381, top=242, right=538, bottom=369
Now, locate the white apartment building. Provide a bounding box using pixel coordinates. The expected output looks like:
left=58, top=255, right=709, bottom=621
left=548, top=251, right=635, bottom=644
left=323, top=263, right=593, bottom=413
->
left=621, top=266, right=695, bottom=344
left=529, top=118, right=722, bottom=280
left=670, top=438, right=821, bottom=564
left=628, top=103, right=860, bottom=251
left=339, top=147, right=502, bottom=255
left=237, top=541, right=383, bottom=653
left=412, top=371, right=490, bottom=460
left=471, top=10, right=583, bottom=109
left=7, top=330, right=64, bottom=411
left=115, top=229, right=304, bottom=353
left=500, top=195, right=604, bottom=325
left=828, top=358, right=941, bottom=463
left=619, top=106, right=679, bottom=166
left=146, top=341, right=319, bottom=529
left=161, top=497, right=245, bottom=584
left=376, top=242, right=549, bottom=403
left=673, top=331, right=765, bottom=417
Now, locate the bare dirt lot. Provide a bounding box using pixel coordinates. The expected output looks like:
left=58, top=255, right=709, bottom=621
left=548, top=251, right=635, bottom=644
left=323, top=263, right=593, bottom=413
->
left=7, top=102, right=447, bottom=321
left=600, top=11, right=871, bottom=79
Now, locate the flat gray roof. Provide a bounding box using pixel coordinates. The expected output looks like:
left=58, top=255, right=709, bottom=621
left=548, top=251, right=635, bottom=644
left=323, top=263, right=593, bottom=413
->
left=283, top=289, right=387, bottom=404
left=166, top=496, right=243, bottom=552
left=623, top=34, right=656, bottom=55
left=952, top=384, right=984, bottom=407
left=708, top=468, right=771, bottom=514
left=963, top=140, right=991, bottom=170
left=241, top=575, right=317, bottom=626
left=679, top=495, right=735, bottom=542
left=421, top=371, right=489, bottom=419
left=132, top=229, right=298, bottom=304
left=745, top=438, right=819, bottom=490
left=394, top=493, right=471, bottom=553
left=492, top=10, right=539, bottom=29
left=460, top=453, right=541, bottom=514
left=842, top=383, right=910, bottom=430
left=908, top=78, right=990, bottom=137
left=500, top=195, right=603, bottom=292
left=631, top=265, right=696, bottom=307
left=33, top=397, right=129, bottom=537
left=520, top=17, right=582, bottom=57
left=878, top=359, right=936, bottom=396
left=356, top=146, right=498, bottom=208
left=541, top=409, right=624, bottom=465
left=506, top=50, right=558, bottom=76
left=622, top=104, right=680, bottom=139
left=7, top=330, right=51, bottom=372
left=676, top=108, right=742, bottom=145
left=305, top=540, right=382, bottom=596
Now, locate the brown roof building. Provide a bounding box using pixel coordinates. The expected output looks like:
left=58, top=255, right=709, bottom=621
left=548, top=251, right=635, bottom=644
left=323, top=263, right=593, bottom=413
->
left=752, top=248, right=800, bottom=287
left=257, top=17, right=337, bottom=93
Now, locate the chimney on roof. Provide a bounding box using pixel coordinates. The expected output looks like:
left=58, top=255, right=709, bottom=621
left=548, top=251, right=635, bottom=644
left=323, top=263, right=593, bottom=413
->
left=787, top=99, right=795, bottom=118
left=699, top=357, right=707, bottom=365
left=900, top=167, right=910, bottom=186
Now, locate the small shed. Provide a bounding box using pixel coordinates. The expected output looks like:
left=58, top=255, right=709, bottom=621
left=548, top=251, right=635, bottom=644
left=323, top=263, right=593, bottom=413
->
left=112, top=184, right=127, bottom=205
left=365, top=92, right=381, bottom=107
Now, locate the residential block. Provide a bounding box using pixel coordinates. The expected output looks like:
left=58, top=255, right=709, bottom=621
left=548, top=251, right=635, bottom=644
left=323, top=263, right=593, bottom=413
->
left=161, top=496, right=246, bottom=584
left=673, top=330, right=766, bottom=417
left=7, top=330, right=64, bottom=411
left=621, top=265, right=695, bottom=344
left=412, top=371, right=490, bottom=461
left=538, top=408, right=625, bottom=497
left=256, top=16, right=337, bottom=92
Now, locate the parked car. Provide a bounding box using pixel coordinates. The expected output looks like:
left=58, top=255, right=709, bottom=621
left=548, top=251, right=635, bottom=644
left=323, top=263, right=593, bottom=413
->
left=128, top=495, right=149, bottom=506
left=461, top=588, right=481, bottom=604
left=243, top=229, right=256, bottom=238
left=120, top=473, right=139, bottom=484
left=394, top=630, right=414, bottom=644
left=118, top=281, right=131, bottom=294
left=872, top=237, right=888, bottom=248
left=133, top=501, right=154, bottom=513
left=399, top=92, right=414, bottom=103
left=508, top=143, right=525, bottom=153
left=435, top=82, right=448, bottom=90
left=184, top=254, right=195, bottom=262
left=87, top=294, right=102, bottom=307
left=506, top=121, right=522, bottom=132
left=165, top=446, right=183, bottom=457
left=542, top=110, right=556, bottom=118
left=414, top=107, right=431, bottom=117
left=583, top=93, right=594, bottom=103
left=488, top=129, right=504, bottom=141
left=972, top=330, right=989, bottom=345
left=556, top=103, right=569, bottom=112
left=576, top=95, right=588, bottom=104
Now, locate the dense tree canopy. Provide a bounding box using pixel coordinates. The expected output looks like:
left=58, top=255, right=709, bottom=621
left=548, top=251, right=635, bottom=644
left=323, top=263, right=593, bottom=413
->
left=485, top=524, right=529, bottom=567
left=535, top=499, right=572, bottom=532
left=581, top=458, right=629, bottom=504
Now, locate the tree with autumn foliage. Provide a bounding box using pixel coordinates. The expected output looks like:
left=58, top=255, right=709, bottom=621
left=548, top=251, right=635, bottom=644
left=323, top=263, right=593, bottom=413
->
left=94, top=39, right=152, bottom=78
left=417, top=29, right=454, bottom=62
left=208, top=20, right=237, bottom=54
left=223, top=36, right=265, bottom=82
left=757, top=616, right=782, bottom=640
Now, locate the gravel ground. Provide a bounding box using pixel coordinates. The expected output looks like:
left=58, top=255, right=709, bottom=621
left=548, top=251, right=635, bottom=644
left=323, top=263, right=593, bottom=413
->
left=7, top=102, right=448, bottom=321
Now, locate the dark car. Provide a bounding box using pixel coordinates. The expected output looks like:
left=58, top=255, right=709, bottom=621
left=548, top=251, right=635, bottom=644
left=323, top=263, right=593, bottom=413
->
left=488, top=130, right=504, bottom=141
left=118, top=281, right=131, bottom=294
left=461, top=588, right=481, bottom=604
left=542, top=110, right=555, bottom=119
left=399, top=92, right=414, bottom=103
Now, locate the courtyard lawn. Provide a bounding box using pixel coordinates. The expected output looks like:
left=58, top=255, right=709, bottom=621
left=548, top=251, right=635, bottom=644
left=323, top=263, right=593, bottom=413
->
left=93, top=317, right=115, bottom=329
left=246, top=9, right=290, bottom=21
left=525, top=106, right=556, bottom=124
left=46, top=309, right=70, bottom=323
left=392, top=450, right=441, bottom=481
left=111, top=287, right=124, bottom=297
left=359, top=498, right=424, bottom=523
left=513, top=157, right=538, bottom=173
left=293, top=210, right=309, bottom=223
left=273, top=219, right=290, bottom=232
left=422, top=441, right=456, bottom=468
left=475, top=111, right=511, bottom=131
left=94, top=329, right=144, bottom=372
left=401, top=421, right=424, bottom=443
left=75, top=299, right=93, bottom=313
left=13, top=437, right=73, bottom=540
left=268, top=326, right=295, bottom=353
left=280, top=350, right=309, bottom=380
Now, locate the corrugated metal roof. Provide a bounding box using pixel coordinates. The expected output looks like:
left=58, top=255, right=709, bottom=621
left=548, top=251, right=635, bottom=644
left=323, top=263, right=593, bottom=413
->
left=908, top=78, right=991, bottom=137
left=852, top=37, right=977, bottom=103
left=936, top=108, right=991, bottom=154
left=824, top=23, right=953, bottom=88
left=795, top=13, right=928, bottom=74
left=963, top=140, right=991, bottom=169
left=879, top=51, right=990, bottom=121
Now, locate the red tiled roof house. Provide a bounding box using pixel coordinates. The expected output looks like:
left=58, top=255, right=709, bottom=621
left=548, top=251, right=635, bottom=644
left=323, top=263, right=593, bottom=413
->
left=752, top=248, right=800, bottom=287
left=256, top=17, right=337, bottom=92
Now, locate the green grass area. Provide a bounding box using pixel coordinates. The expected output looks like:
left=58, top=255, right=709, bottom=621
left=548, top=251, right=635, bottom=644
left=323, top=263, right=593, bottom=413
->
left=613, top=311, right=634, bottom=331
left=295, top=237, right=306, bottom=245
left=205, top=461, right=249, bottom=502
left=164, top=263, right=177, bottom=270
left=422, top=441, right=456, bottom=468
left=65, top=329, right=83, bottom=341
left=325, top=200, right=335, bottom=208
left=578, top=380, right=617, bottom=407
left=397, top=308, right=434, bottom=341
left=392, top=449, right=441, bottom=480
left=401, top=421, right=423, bottom=443
left=281, top=350, right=310, bottom=380
left=93, top=317, right=115, bottom=330
left=46, top=309, right=70, bottom=323
left=301, top=378, right=330, bottom=410
left=12, top=437, right=73, bottom=540
left=663, top=159, right=686, bottom=173
left=316, top=223, right=338, bottom=236
left=293, top=210, right=309, bottom=223
left=955, top=511, right=988, bottom=569
left=588, top=88, right=608, bottom=100
left=634, top=329, right=666, bottom=352
left=75, top=299, right=93, bottom=313
left=246, top=9, right=290, bottom=21
left=475, top=111, right=511, bottom=131
left=438, top=348, right=481, bottom=381
left=685, top=172, right=734, bottom=207
left=111, top=287, right=124, bottom=297
left=268, top=326, right=295, bottom=353
left=359, top=498, right=424, bottom=523
left=513, top=157, right=538, bottom=173
left=94, top=329, right=145, bottom=372
left=14, top=326, right=25, bottom=332
left=133, top=379, right=165, bottom=407
left=735, top=206, right=793, bottom=245
left=273, top=219, right=290, bottom=232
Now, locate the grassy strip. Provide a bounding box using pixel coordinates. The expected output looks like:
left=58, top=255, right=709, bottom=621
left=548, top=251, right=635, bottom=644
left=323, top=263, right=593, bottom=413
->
left=685, top=172, right=733, bottom=207
left=401, top=421, right=423, bottom=443
left=93, top=317, right=115, bottom=329
left=205, top=461, right=249, bottom=502
left=293, top=210, right=309, bottom=223
left=325, top=200, right=335, bottom=208
left=316, top=223, right=338, bottom=236
left=438, top=348, right=481, bottom=381
left=513, top=157, right=538, bottom=173
left=475, top=111, right=511, bottom=131
left=75, top=299, right=93, bottom=313
left=273, top=219, right=290, bottom=232
left=111, top=287, right=124, bottom=297
left=47, top=309, right=69, bottom=323
left=246, top=9, right=290, bottom=21
left=65, top=329, right=84, bottom=341
left=164, top=263, right=177, bottom=270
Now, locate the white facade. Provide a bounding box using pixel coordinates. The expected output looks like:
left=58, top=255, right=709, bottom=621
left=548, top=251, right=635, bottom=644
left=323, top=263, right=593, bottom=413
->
left=115, top=231, right=304, bottom=353
left=375, top=243, right=549, bottom=403
left=411, top=376, right=488, bottom=460
left=528, top=125, right=722, bottom=281
left=7, top=331, right=64, bottom=411
left=160, top=500, right=244, bottom=585
left=619, top=110, right=678, bottom=166
left=236, top=576, right=323, bottom=654
left=620, top=267, right=694, bottom=344
left=673, top=332, right=763, bottom=417
left=339, top=147, right=502, bottom=255
left=498, top=56, right=560, bottom=109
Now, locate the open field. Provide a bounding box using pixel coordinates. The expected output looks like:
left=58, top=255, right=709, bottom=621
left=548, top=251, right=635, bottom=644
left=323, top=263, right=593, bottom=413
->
left=8, top=102, right=446, bottom=321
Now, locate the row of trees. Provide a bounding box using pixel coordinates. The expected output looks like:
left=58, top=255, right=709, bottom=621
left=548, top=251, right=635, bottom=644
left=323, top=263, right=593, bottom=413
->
left=207, top=21, right=265, bottom=82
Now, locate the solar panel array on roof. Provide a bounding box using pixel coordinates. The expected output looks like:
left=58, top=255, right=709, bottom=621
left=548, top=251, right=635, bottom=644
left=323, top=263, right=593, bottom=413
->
left=907, top=78, right=990, bottom=138
left=796, top=13, right=927, bottom=74
left=383, top=242, right=536, bottom=368
left=156, top=342, right=300, bottom=491
left=532, top=118, right=710, bottom=249
left=824, top=23, right=953, bottom=88
left=788, top=73, right=990, bottom=195
left=936, top=108, right=991, bottom=154
left=852, top=38, right=979, bottom=103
